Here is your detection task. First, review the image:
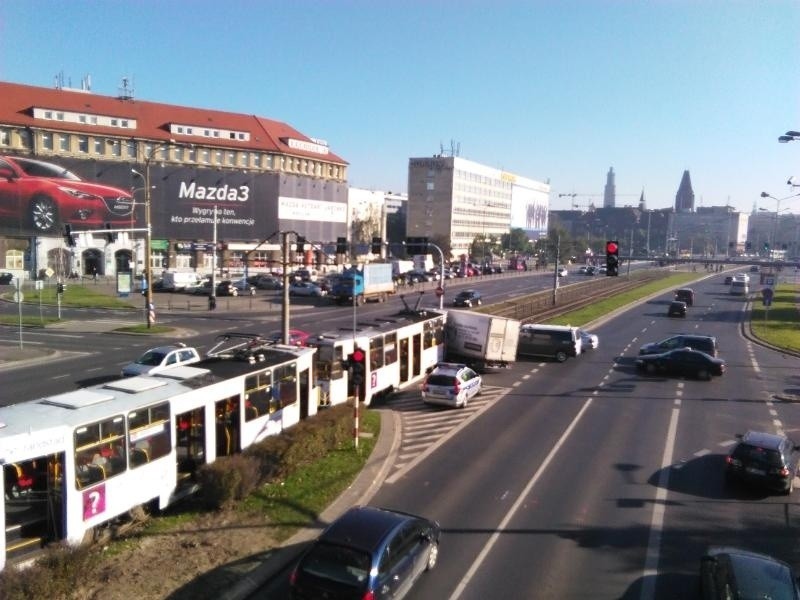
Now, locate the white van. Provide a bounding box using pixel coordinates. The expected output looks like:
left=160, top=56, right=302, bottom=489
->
left=160, top=271, right=202, bottom=291
left=730, top=280, right=749, bottom=296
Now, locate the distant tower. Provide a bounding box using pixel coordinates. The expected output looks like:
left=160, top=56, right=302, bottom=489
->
left=638, top=188, right=647, bottom=211
left=675, top=170, right=695, bottom=212
left=603, top=167, right=616, bottom=208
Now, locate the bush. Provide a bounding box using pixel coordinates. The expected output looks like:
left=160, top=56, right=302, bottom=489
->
left=0, top=544, right=94, bottom=600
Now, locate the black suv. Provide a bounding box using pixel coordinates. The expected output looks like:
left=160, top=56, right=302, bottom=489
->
left=674, top=287, right=694, bottom=306
left=700, top=547, right=800, bottom=599
left=639, top=334, right=718, bottom=357
left=453, top=289, right=482, bottom=307
left=726, top=430, right=800, bottom=494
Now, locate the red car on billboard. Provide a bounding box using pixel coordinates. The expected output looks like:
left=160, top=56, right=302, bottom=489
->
left=0, top=155, right=134, bottom=234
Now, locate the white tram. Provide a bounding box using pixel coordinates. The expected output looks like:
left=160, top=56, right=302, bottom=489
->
left=1, top=337, right=317, bottom=570
left=312, top=306, right=446, bottom=406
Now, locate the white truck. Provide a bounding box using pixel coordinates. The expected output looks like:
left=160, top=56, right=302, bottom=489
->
left=444, top=310, right=520, bottom=372
left=330, top=263, right=396, bottom=305
left=160, top=271, right=203, bottom=292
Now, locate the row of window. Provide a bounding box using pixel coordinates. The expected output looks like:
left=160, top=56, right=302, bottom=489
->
left=454, top=169, right=513, bottom=190
left=0, top=126, right=345, bottom=180
left=244, top=363, right=298, bottom=419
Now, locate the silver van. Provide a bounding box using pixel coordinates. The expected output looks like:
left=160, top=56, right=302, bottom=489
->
left=517, top=324, right=582, bottom=362
left=730, top=280, right=749, bottom=296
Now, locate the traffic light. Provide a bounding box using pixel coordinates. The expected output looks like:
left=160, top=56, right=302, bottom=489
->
left=745, top=241, right=752, bottom=251
left=371, top=236, right=382, bottom=254
left=105, top=223, right=117, bottom=243
left=349, top=347, right=366, bottom=386
left=336, top=237, right=348, bottom=254
left=63, top=224, right=76, bottom=247
left=56, top=282, right=65, bottom=294
left=763, top=241, right=770, bottom=251
left=296, top=235, right=306, bottom=250
left=605, top=240, right=619, bottom=276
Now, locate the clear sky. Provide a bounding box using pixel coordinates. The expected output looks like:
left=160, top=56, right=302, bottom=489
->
left=2, top=0, right=799, bottom=214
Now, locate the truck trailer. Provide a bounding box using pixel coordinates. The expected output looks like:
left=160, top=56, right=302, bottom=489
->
left=444, top=310, right=520, bottom=372
left=331, top=263, right=396, bottom=305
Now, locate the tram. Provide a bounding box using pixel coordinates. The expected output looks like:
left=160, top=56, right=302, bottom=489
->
left=1, top=305, right=446, bottom=570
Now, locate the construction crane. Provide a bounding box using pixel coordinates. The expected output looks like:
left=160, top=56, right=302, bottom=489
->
left=557, top=192, right=640, bottom=210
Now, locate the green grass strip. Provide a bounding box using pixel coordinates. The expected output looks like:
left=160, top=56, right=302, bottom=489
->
left=750, top=283, right=800, bottom=353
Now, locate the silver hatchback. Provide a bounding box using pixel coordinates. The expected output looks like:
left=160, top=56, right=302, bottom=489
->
left=421, top=362, right=482, bottom=408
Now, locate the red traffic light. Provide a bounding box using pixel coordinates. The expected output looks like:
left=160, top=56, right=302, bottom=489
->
left=351, top=348, right=365, bottom=363
left=606, top=241, right=618, bottom=254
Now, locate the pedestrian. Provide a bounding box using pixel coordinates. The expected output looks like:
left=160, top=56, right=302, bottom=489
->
left=92, top=267, right=97, bottom=281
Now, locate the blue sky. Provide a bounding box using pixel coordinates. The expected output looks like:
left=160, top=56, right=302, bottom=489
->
left=2, top=0, right=799, bottom=214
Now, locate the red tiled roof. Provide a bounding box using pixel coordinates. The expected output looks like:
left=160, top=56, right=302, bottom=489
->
left=0, top=80, right=347, bottom=165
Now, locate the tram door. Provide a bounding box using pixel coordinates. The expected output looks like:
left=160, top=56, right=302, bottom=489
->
left=215, top=395, right=240, bottom=458
left=175, top=408, right=205, bottom=479
left=299, top=368, right=310, bottom=419
left=412, top=334, right=421, bottom=378
left=399, top=338, right=409, bottom=384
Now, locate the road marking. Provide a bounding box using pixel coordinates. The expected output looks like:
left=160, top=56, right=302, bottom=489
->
left=639, top=401, right=681, bottom=600
left=448, top=396, right=595, bottom=600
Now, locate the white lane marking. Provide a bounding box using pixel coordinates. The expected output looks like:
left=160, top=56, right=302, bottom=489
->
left=719, top=439, right=738, bottom=448
left=448, top=397, right=595, bottom=600
left=639, top=403, right=681, bottom=600
left=694, top=449, right=711, bottom=458
left=52, top=374, right=70, bottom=379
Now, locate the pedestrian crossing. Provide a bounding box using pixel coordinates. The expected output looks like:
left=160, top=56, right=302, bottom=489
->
left=384, top=385, right=509, bottom=483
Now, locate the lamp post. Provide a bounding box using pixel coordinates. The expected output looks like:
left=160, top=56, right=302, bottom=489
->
left=131, top=140, right=174, bottom=328
left=427, top=241, right=446, bottom=310
left=759, top=191, right=800, bottom=256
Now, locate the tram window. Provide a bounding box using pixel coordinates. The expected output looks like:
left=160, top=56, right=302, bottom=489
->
left=384, top=333, right=397, bottom=365
left=370, top=336, right=384, bottom=369
left=273, top=363, right=297, bottom=410
left=245, top=369, right=272, bottom=420
left=424, top=318, right=444, bottom=348
left=128, top=401, right=171, bottom=466
left=74, top=415, right=126, bottom=487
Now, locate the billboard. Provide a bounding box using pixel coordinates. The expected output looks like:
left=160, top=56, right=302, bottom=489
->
left=0, top=154, right=348, bottom=242
left=510, top=180, right=550, bottom=240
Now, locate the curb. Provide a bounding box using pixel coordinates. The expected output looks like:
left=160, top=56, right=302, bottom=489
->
left=221, top=409, right=401, bottom=600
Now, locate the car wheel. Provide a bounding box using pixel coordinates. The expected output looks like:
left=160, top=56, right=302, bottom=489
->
left=645, top=362, right=657, bottom=375
left=231, top=289, right=238, bottom=297
left=555, top=351, right=568, bottom=362
left=697, top=368, right=710, bottom=381
left=30, top=194, right=58, bottom=233
left=426, top=542, right=439, bottom=570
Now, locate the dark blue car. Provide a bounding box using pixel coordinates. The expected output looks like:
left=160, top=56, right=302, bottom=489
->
left=291, top=506, right=440, bottom=599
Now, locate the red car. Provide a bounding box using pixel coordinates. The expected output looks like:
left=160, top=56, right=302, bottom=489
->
left=0, top=155, right=134, bottom=234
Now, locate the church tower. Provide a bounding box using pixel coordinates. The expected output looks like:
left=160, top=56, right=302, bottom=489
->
left=603, top=167, right=616, bottom=208
left=675, top=170, right=695, bottom=212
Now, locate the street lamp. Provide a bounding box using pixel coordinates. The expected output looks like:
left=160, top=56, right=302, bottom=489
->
left=131, top=140, right=175, bottom=328
left=759, top=191, right=800, bottom=254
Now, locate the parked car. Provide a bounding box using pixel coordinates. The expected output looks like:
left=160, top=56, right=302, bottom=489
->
left=231, top=279, right=256, bottom=295
left=421, top=362, right=483, bottom=408
left=638, top=334, right=719, bottom=357
left=749, top=264, right=760, bottom=273
left=700, top=546, right=800, bottom=600
left=667, top=300, right=688, bottom=318
left=121, top=343, right=201, bottom=377
left=252, top=275, right=283, bottom=290
left=578, top=329, right=599, bottom=350
left=267, top=329, right=311, bottom=347
left=725, top=430, right=800, bottom=494
left=215, top=280, right=241, bottom=296
left=0, top=272, right=15, bottom=285
left=288, top=281, right=325, bottom=297
left=453, top=289, right=482, bottom=307
left=597, top=265, right=608, bottom=275
left=557, top=266, right=568, bottom=277
left=634, top=348, right=726, bottom=380
left=0, top=155, right=134, bottom=233
left=674, top=287, right=694, bottom=306
left=406, top=269, right=434, bottom=283
left=290, top=506, right=440, bottom=599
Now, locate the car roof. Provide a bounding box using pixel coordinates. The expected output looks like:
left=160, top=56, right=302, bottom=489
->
left=144, top=344, right=186, bottom=354
left=319, top=506, right=417, bottom=553
left=429, top=362, right=471, bottom=374
left=670, top=300, right=687, bottom=306
left=741, top=430, right=788, bottom=450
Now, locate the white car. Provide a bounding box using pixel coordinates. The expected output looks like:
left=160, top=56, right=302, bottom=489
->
left=557, top=266, right=568, bottom=277
left=121, top=343, right=201, bottom=377
left=421, top=362, right=482, bottom=408
left=578, top=329, right=599, bottom=350
left=288, top=281, right=325, bottom=297
left=734, top=273, right=750, bottom=283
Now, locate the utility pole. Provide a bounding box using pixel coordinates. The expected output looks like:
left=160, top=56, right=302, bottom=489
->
left=552, top=234, right=560, bottom=305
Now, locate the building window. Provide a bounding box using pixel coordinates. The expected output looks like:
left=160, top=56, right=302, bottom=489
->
left=201, top=150, right=210, bottom=164
left=59, top=134, right=69, bottom=151
left=93, top=138, right=103, bottom=154
left=215, top=150, right=222, bottom=164
left=121, top=120, right=129, bottom=128
left=108, top=139, right=120, bottom=157
left=227, top=151, right=235, bottom=165
left=79, top=115, right=87, bottom=123
left=125, top=140, right=136, bottom=159
left=188, top=147, right=197, bottom=162
left=5, top=249, right=23, bottom=270
left=175, top=146, right=184, bottom=161
left=44, top=111, right=53, bottom=119
left=56, top=112, right=64, bottom=121
left=41, top=132, right=53, bottom=150
left=174, top=253, right=192, bottom=269
left=240, top=152, right=249, bottom=167
left=111, top=118, right=118, bottom=127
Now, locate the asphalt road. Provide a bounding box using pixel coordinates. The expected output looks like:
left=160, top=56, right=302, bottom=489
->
left=258, top=269, right=800, bottom=599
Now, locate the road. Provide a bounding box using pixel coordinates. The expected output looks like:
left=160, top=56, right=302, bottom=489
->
left=256, top=269, right=800, bottom=599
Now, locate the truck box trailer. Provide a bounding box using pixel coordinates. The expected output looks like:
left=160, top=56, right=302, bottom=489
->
left=331, top=263, right=396, bottom=305
left=444, top=310, right=520, bottom=371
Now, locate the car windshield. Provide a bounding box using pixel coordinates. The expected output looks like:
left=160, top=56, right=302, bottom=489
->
left=16, top=158, right=81, bottom=181
left=724, top=553, right=798, bottom=600
left=136, top=351, right=167, bottom=366
left=299, top=542, right=370, bottom=589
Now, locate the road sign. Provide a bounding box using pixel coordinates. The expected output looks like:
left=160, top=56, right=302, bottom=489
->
left=761, top=287, right=774, bottom=307
left=435, top=286, right=444, bottom=297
